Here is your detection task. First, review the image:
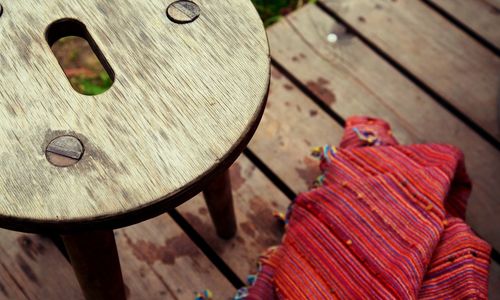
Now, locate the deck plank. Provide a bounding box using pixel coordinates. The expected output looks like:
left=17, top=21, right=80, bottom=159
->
left=491, top=258, right=500, bottom=299
left=428, top=0, right=500, bottom=49
left=267, top=4, right=500, bottom=250
left=0, top=217, right=234, bottom=300
left=321, top=0, right=500, bottom=141
left=177, top=69, right=338, bottom=284
left=250, top=68, right=344, bottom=192
left=116, top=215, right=235, bottom=299
left=178, top=155, right=290, bottom=280
left=178, top=66, right=500, bottom=298
left=0, top=230, right=83, bottom=300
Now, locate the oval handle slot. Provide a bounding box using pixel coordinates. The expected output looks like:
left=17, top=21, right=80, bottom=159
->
left=45, top=18, right=114, bottom=95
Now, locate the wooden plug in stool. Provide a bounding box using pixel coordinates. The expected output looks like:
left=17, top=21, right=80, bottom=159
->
left=0, top=1, right=270, bottom=299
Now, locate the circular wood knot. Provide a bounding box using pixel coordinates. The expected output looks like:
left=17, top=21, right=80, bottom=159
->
left=45, top=135, right=84, bottom=167
left=166, top=0, right=200, bottom=24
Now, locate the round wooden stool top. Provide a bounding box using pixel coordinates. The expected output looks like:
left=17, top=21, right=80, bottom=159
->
left=0, top=0, right=270, bottom=233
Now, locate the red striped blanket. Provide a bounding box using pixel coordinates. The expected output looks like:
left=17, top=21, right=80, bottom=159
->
left=243, top=116, right=491, bottom=299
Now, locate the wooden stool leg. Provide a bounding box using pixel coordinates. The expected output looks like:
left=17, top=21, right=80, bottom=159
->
left=62, top=230, right=126, bottom=300
left=203, top=169, right=237, bottom=239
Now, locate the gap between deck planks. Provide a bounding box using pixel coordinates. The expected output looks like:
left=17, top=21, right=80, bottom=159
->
left=320, top=0, right=500, bottom=143
left=425, top=0, right=500, bottom=51
left=177, top=66, right=343, bottom=283
left=178, top=66, right=500, bottom=299
left=1, top=3, right=500, bottom=299
left=0, top=230, right=82, bottom=300
left=0, top=58, right=498, bottom=300
left=266, top=3, right=500, bottom=251
left=0, top=215, right=236, bottom=299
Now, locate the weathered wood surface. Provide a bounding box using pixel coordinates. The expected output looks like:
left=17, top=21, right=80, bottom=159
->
left=177, top=70, right=332, bottom=283
left=267, top=4, right=500, bottom=251
left=177, top=71, right=327, bottom=283
left=0, top=230, right=83, bottom=299
left=428, top=0, right=500, bottom=49
left=0, top=62, right=498, bottom=298
left=203, top=170, right=237, bottom=239
left=0, top=0, right=269, bottom=231
left=179, top=155, right=290, bottom=280
left=62, top=230, right=126, bottom=300
left=0, top=2, right=499, bottom=297
left=491, top=257, right=500, bottom=300
left=116, top=215, right=235, bottom=299
left=321, top=0, right=500, bottom=141
left=0, top=215, right=235, bottom=300
left=181, top=65, right=500, bottom=297
left=178, top=67, right=343, bottom=280
left=250, top=68, right=344, bottom=192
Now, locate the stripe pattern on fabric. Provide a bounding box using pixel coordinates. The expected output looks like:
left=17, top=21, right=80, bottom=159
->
left=243, top=116, right=491, bottom=300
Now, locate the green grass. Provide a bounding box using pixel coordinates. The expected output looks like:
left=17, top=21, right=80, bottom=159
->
left=70, top=71, right=113, bottom=96
left=252, top=0, right=315, bottom=27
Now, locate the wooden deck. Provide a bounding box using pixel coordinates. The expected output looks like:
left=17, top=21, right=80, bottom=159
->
left=0, top=1, right=499, bottom=299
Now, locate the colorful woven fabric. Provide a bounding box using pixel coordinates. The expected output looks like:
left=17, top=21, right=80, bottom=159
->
left=243, top=116, right=491, bottom=299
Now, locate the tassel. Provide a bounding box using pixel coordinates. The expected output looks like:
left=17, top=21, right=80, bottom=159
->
left=234, top=287, right=249, bottom=300
left=353, top=127, right=379, bottom=145
left=247, top=274, right=257, bottom=286
left=313, top=174, right=325, bottom=187
left=273, top=211, right=286, bottom=224
left=195, top=290, right=213, bottom=300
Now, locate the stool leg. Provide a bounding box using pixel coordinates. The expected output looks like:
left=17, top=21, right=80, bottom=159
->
left=203, top=169, right=237, bottom=239
left=62, top=230, right=126, bottom=300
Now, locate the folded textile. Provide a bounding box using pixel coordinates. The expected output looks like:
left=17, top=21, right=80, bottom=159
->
left=243, top=116, right=491, bottom=300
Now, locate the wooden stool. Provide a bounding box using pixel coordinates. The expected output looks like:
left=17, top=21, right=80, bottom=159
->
left=0, top=1, right=269, bottom=299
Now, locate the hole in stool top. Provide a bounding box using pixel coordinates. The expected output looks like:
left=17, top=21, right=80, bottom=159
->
left=0, top=0, right=269, bottom=233
left=46, top=19, right=115, bottom=95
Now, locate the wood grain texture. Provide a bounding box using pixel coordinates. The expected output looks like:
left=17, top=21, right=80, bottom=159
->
left=250, top=67, right=343, bottom=193
left=203, top=170, right=237, bottom=239
left=321, top=0, right=500, bottom=141
left=0, top=63, right=496, bottom=299
left=250, top=68, right=344, bottom=193
left=0, top=0, right=270, bottom=231
left=429, top=0, right=500, bottom=49
left=267, top=4, right=500, bottom=250
left=62, top=230, right=126, bottom=300
left=0, top=230, right=83, bottom=299
left=491, top=257, right=500, bottom=300
left=178, top=68, right=338, bottom=282
left=179, top=155, right=290, bottom=280
left=181, top=72, right=500, bottom=297
left=0, top=214, right=235, bottom=299
left=116, top=214, right=236, bottom=299
left=252, top=64, right=500, bottom=298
